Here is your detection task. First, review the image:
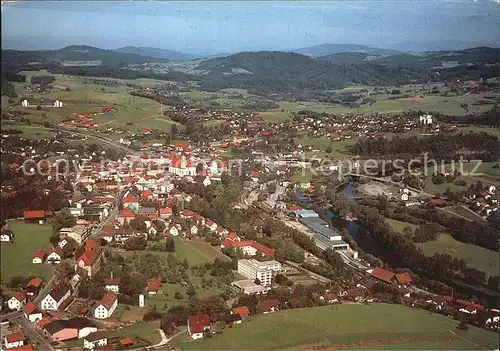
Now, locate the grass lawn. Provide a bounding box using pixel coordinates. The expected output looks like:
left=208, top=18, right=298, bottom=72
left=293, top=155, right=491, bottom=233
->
left=386, top=218, right=417, bottom=234
left=180, top=304, right=499, bottom=350
left=121, top=238, right=212, bottom=266
left=297, top=136, right=358, bottom=159
left=144, top=280, right=222, bottom=311
left=420, top=234, right=499, bottom=278
left=184, top=239, right=230, bottom=262
left=106, top=322, right=161, bottom=345
left=423, top=162, right=500, bottom=178
left=1, top=221, right=55, bottom=282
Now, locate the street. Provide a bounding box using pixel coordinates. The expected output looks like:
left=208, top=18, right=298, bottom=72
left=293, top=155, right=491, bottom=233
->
left=8, top=313, right=55, bottom=351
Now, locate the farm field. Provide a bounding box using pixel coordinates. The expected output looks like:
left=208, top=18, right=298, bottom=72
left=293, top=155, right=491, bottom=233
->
left=11, top=71, right=180, bottom=133
left=420, top=234, right=499, bottom=278
left=0, top=221, right=55, bottom=282
left=180, top=304, right=499, bottom=350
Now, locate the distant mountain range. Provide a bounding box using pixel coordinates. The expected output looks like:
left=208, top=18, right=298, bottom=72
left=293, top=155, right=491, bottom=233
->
left=2, top=44, right=499, bottom=95
left=292, top=43, right=401, bottom=57
left=113, top=46, right=198, bottom=61
left=1, top=45, right=166, bottom=70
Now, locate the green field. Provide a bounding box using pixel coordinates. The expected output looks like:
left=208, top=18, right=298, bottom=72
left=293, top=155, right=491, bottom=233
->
left=9, top=71, right=180, bottom=133
left=0, top=221, right=55, bottom=283
left=121, top=238, right=212, bottom=266
left=420, top=234, right=499, bottom=278
left=386, top=218, right=417, bottom=234
left=296, top=136, right=359, bottom=159
left=144, top=280, right=223, bottom=310
left=423, top=162, right=500, bottom=179
left=180, top=304, right=499, bottom=350
left=184, top=239, right=230, bottom=262
left=106, top=322, right=161, bottom=345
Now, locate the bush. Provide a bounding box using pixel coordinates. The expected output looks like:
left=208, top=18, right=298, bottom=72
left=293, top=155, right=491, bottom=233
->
left=457, top=320, right=468, bottom=331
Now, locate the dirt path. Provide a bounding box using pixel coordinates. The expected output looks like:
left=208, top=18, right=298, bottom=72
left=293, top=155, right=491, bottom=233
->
left=448, top=329, right=489, bottom=350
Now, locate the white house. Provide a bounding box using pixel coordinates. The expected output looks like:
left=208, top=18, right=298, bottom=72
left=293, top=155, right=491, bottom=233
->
left=40, top=283, right=71, bottom=311
left=46, top=248, right=63, bottom=264
left=187, top=314, right=210, bottom=340
left=32, top=248, right=47, bottom=264
left=104, top=278, right=120, bottom=294
left=93, top=291, right=118, bottom=319
left=190, top=225, right=199, bottom=236
left=401, top=193, right=409, bottom=201
left=8, top=292, right=27, bottom=311
left=205, top=220, right=218, bottom=232
left=23, top=302, right=43, bottom=323
left=168, top=225, right=179, bottom=236
left=4, top=331, right=25, bottom=349
left=202, top=176, right=211, bottom=187
left=83, top=332, right=107, bottom=350
left=489, top=185, right=497, bottom=194
left=0, top=230, right=13, bottom=242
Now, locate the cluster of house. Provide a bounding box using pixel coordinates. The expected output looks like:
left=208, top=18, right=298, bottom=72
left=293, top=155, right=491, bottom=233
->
left=468, top=185, right=498, bottom=219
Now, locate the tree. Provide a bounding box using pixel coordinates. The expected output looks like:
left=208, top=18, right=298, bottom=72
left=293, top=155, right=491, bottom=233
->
left=182, top=257, right=189, bottom=269
left=9, top=276, right=24, bottom=289
left=52, top=208, right=76, bottom=232
left=124, top=237, right=147, bottom=251
left=186, top=284, right=196, bottom=298
left=325, top=146, right=332, bottom=153
left=165, top=236, right=176, bottom=252
left=174, top=292, right=183, bottom=299
left=55, top=260, right=74, bottom=282
left=457, top=319, right=468, bottom=331
left=153, top=219, right=166, bottom=233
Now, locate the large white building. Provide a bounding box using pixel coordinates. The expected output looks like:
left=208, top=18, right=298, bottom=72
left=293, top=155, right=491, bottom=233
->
left=237, top=259, right=282, bottom=287
left=169, top=155, right=196, bottom=177
left=419, top=114, right=433, bottom=125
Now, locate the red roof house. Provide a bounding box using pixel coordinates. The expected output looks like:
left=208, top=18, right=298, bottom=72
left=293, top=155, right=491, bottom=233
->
left=187, top=314, right=210, bottom=337
left=394, top=272, right=412, bottom=285
left=232, top=306, right=250, bottom=318
left=147, top=279, right=162, bottom=294
left=24, top=210, right=45, bottom=221
left=369, top=267, right=396, bottom=284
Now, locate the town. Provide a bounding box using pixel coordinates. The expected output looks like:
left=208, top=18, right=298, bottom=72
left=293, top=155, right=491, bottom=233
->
left=1, top=2, right=500, bottom=350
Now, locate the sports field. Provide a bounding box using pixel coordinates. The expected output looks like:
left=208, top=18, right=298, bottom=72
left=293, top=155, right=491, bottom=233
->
left=180, top=304, right=499, bottom=350
left=0, top=221, right=55, bottom=282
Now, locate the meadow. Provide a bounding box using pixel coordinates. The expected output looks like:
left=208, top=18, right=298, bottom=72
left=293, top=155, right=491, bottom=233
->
left=106, top=322, right=161, bottom=345
left=121, top=238, right=212, bottom=266
left=386, top=218, right=418, bottom=234
left=420, top=234, right=499, bottom=278
left=180, top=304, right=499, bottom=350
left=0, top=221, right=54, bottom=282
left=10, top=71, right=180, bottom=133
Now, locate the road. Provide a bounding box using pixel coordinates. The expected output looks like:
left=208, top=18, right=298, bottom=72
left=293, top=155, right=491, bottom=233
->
left=8, top=313, right=55, bottom=351
left=90, top=206, right=119, bottom=239
left=16, top=125, right=139, bottom=155
left=437, top=207, right=473, bottom=222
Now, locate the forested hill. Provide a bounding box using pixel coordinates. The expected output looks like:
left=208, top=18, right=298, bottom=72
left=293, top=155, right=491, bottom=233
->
left=2, top=45, right=165, bottom=70
left=196, top=51, right=428, bottom=94
left=319, top=47, right=500, bottom=69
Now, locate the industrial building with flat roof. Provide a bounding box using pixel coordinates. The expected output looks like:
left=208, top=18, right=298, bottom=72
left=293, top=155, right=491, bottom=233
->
left=299, top=217, right=349, bottom=251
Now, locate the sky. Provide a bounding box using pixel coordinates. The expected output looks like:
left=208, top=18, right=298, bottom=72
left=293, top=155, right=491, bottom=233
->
left=2, top=1, right=499, bottom=53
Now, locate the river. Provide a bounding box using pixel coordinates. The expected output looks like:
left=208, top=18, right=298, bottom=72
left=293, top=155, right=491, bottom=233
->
left=300, top=182, right=498, bottom=306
